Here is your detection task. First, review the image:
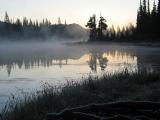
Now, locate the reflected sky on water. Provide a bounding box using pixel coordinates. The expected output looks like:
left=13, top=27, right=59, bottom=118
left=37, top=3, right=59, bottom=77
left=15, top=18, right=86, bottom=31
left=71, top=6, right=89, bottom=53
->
left=0, top=42, right=160, bottom=110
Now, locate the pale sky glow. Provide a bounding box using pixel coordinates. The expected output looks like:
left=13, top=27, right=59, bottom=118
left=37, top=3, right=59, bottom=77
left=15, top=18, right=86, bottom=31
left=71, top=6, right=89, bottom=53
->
left=0, top=0, right=140, bottom=27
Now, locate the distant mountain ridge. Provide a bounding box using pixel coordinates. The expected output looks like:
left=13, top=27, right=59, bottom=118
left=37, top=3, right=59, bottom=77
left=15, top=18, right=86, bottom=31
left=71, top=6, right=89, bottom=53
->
left=50, top=23, right=88, bottom=39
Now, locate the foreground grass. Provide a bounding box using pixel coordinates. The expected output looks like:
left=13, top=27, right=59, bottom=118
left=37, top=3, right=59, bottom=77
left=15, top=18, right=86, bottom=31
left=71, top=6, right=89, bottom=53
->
left=1, top=72, right=160, bottom=120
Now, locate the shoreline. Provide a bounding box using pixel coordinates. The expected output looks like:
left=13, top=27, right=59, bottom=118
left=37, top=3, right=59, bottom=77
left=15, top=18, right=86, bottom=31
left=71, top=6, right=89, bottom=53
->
left=69, top=41, right=160, bottom=48
left=1, top=71, right=160, bottom=120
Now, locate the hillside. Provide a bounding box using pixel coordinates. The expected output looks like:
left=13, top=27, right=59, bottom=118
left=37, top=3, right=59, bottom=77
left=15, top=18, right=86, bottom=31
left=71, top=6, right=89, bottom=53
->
left=50, top=23, right=88, bottom=40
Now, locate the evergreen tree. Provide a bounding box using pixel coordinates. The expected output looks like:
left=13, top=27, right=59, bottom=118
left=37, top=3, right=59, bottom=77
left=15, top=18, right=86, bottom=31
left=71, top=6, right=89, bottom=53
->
left=146, top=0, right=151, bottom=36
left=16, top=18, right=22, bottom=26
left=142, top=0, right=148, bottom=34
left=137, top=0, right=143, bottom=34
left=35, top=20, right=39, bottom=27
left=143, top=0, right=147, bottom=14
left=147, top=0, right=150, bottom=16
left=116, top=26, right=121, bottom=39
left=4, top=12, right=11, bottom=35
left=29, top=19, right=33, bottom=27
left=40, top=19, right=45, bottom=27
left=151, top=0, right=157, bottom=37
left=110, top=25, right=116, bottom=40
left=86, top=15, right=97, bottom=41
left=158, top=0, right=160, bottom=15
left=136, top=0, right=160, bottom=39
left=4, top=12, right=10, bottom=23
left=97, top=16, right=107, bottom=40
left=15, top=18, right=23, bottom=34
left=137, top=10, right=140, bottom=33
left=152, top=0, right=157, bottom=15
left=23, top=17, right=29, bottom=27
left=158, top=0, right=160, bottom=35
left=121, top=27, right=126, bottom=39
left=45, top=18, right=51, bottom=27
left=58, top=17, right=61, bottom=25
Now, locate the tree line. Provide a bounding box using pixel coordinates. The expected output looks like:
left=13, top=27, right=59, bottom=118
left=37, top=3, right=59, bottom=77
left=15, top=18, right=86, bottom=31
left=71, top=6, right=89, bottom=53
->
left=136, top=0, right=160, bottom=39
left=0, top=12, right=87, bottom=40
left=1, top=0, right=160, bottom=41
left=0, top=12, right=54, bottom=39
left=87, top=0, right=160, bottom=42
left=0, top=12, right=86, bottom=40
left=86, top=15, right=136, bottom=41
left=106, top=0, right=160, bottom=41
left=116, top=0, right=160, bottom=41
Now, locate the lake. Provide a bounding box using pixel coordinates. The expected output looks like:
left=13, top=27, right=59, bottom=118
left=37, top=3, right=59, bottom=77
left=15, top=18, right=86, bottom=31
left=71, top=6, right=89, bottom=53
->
left=0, top=41, right=160, bottom=110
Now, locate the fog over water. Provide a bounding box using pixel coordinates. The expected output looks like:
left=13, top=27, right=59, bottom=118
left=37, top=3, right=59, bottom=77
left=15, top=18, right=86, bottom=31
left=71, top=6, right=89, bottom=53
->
left=0, top=40, right=160, bottom=110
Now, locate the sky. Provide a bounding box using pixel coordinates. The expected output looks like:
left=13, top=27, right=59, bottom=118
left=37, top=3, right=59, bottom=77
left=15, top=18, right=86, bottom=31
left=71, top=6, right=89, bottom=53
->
left=0, top=0, right=140, bottom=28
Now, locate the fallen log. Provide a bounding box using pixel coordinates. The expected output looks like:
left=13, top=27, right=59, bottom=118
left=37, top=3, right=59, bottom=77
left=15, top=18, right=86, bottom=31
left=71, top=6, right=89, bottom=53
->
left=46, top=101, right=160, bottom=120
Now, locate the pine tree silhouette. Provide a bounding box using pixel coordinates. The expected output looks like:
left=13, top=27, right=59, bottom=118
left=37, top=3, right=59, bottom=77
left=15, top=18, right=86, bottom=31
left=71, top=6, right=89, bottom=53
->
left=4, top=12, right=10, bottom=23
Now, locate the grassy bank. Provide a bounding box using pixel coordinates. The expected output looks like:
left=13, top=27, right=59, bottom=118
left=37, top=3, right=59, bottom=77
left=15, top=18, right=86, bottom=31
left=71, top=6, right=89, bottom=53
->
left=1, top=72, right=160, bottom=120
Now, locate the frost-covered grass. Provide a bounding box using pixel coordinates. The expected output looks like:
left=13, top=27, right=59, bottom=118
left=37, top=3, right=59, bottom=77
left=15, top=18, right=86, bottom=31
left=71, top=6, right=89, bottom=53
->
left=1, top=71, right=160, bottom=120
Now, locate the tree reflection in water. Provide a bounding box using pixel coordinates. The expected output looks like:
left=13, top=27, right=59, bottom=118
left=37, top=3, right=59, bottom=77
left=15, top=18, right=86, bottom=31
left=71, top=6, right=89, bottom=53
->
left=88, top=50, right=108, bottom=72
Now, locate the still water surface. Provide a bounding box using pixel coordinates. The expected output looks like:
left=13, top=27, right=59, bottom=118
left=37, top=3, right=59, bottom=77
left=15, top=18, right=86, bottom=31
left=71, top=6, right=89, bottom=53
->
left=0, top=42, right=160, bottom=110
